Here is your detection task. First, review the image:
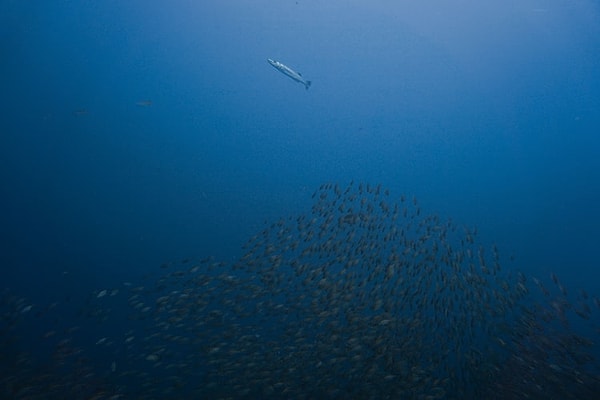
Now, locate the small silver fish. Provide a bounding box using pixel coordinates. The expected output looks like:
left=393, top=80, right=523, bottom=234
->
left=268, top=59, right=311, bottom=90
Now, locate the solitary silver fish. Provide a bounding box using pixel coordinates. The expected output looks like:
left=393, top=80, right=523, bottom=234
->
left=268, top=58, right=312, bottom=90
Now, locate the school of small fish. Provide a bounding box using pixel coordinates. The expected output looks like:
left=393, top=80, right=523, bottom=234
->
left=1, top=182, right=599, bottom=399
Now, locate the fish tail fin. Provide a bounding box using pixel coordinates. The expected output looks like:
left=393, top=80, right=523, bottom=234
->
left=305, top=81, right=312, bottom=90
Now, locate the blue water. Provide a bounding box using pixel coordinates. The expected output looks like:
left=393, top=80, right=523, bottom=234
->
left=1, top=1, right=600, bottom=397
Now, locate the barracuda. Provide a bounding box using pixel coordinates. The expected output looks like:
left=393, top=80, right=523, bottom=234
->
left=268, top=58, right=312, bottom=90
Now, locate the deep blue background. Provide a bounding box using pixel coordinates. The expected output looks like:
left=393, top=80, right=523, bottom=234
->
left=1, top=1, right=599, bottom=305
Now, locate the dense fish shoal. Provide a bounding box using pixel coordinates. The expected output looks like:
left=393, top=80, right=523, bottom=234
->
left=1, top=182, right=599, bottom=399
